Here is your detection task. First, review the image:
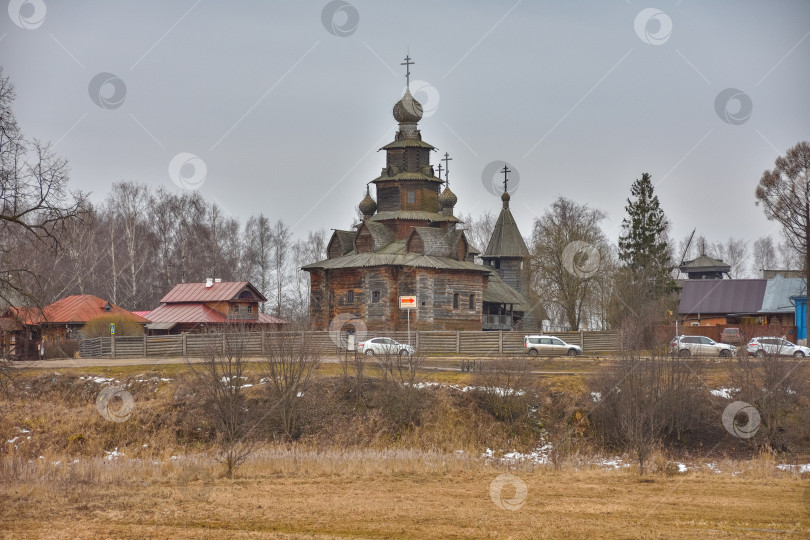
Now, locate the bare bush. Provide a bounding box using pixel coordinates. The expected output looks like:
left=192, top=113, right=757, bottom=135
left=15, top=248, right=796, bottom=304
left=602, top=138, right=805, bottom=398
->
left=472, top=356, right=532, bottom=423
left=264, top=331, right=320, bottom=439
left=590, top=349, right=708, bottom=474
left=375, top=350, right=426, bottom=426
left=731, top=353, right=809, bottom=452
left=188, top=330, right=256, bottom=477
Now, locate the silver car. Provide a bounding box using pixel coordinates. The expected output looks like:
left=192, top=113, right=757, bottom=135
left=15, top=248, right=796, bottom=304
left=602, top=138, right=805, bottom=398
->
left=747, top=337, right=810, bottom=358
left=524, top=335, right=582, bottom=356
left=670, top=335, right=736, bottom=357
left=357, top=337, right=415, bottom=356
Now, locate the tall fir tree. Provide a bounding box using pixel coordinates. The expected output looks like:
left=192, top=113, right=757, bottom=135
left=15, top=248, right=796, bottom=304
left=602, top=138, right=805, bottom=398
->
left=618, top=173, right=673, bottom=297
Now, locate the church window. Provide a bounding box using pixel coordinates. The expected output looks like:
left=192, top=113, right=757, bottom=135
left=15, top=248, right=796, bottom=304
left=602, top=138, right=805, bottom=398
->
left=372, top=290, right=381, bottom=303
left=469, top=294, right=475, bottom=310
left=453, top=293, right=459, bottom=309
left=347, top=290, right=354, bottom=304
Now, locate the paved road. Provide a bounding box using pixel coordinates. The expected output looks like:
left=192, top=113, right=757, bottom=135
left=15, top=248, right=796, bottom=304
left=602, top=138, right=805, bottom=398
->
left=8, top=355, right=601, bottom=375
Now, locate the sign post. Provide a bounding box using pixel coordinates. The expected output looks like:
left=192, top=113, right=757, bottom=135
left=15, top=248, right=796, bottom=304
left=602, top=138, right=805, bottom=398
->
left=399, top=296, right=417, bottom=346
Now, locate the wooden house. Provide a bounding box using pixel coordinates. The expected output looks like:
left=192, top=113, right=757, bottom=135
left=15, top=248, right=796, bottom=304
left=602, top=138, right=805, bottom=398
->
left=303, top=61, right=540, bottom=332
left=0, top=295, right=148, bottom=359
left=144, top=279, right=286, bottom=334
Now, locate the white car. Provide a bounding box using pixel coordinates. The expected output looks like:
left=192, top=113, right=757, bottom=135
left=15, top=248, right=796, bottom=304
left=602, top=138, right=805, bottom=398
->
left=524, top=335, right=582, bottom=356
left=670, top=335, right=736, bottom=357
left=747, top=337, right=810, bottom=358
left=357, top=337, right=415, bottom=356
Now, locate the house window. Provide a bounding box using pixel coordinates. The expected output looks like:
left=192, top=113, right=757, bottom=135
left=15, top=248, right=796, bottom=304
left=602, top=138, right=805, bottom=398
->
left=469, top=294, right=475, bottom=310
left=372, top=290, right=381, bottom=303
left=247, top=305, right=253, bottom=313
left=233, top=305, right=240, bottom=313
left=407, top=191, right=415, bottom=204
left=347, top=290, right=354, bottom=304
left=453, top=293, right=459, bottom=309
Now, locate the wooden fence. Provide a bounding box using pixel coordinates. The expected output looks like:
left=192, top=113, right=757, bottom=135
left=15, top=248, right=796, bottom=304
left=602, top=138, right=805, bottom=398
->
left=78, top=330, right=620, bottom=359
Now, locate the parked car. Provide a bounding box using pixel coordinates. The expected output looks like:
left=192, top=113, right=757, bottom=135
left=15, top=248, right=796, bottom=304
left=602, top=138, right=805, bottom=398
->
left=746, top=337, right=810, bottom=358
left=357, top=337, right=415, bottom=356
left=670, top=335, right=736, bottom=357
left=720, top=327, right=743, bottom=345
left=524, top=335, right=582, bottom=356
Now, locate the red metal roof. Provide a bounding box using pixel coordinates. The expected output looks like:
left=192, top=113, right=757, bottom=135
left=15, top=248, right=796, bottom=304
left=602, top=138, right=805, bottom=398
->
left=145, top=303, right=286, bottom=325
left=8, top=295, right=149, bottom=325
left=159, top=281, right=267, bottom=303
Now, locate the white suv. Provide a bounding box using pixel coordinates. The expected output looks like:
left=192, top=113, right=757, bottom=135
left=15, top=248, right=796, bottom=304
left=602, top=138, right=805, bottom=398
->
left=670, top=335, right=736, bottom=358
left=524, top=335, right=582, bottom=357
left=747, top=337, right=810, bottom=358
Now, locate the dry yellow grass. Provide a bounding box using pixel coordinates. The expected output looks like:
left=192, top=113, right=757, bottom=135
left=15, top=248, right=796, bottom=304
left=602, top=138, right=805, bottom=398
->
left=1, top=447, right=807, bottom=539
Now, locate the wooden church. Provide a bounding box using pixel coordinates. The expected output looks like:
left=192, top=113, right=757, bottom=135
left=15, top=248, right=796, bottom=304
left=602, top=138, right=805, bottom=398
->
left=303, top=57, right=541, bottom=332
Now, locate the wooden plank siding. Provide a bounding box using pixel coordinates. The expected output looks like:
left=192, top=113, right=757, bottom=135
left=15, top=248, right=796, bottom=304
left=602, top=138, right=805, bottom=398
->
left=79, top=330, right=620, bottom=358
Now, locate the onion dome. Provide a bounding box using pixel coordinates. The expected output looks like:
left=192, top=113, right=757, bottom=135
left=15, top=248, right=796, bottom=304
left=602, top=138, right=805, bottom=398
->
left=393, top=88, right=423, bottom=124
left=438, top=186, right=458, bottom=210
left=359, top=187, right=377, bottom=218
left=501, top=190, right=511, bottom=209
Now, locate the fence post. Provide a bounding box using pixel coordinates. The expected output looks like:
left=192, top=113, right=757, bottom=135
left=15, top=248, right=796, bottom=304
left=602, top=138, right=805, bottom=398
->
left=111, top=336, right=116, bottom=359
left=142, top=334, right=147, bottom=357
left=182, top=333, right=187, bottom=357
left=456, top=331, right=460, bottom=354
left=499, top=330, right=503, bottom=354
left=261, top=330, right=266, bottom=354
left=580, top=329, right=584, bottom=350
left=416, top=330, right=420, bottom=351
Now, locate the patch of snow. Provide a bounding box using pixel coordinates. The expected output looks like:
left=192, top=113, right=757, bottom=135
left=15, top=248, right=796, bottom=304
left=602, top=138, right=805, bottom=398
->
left=591, top=391, right=601, bottom=403
left=705, top=463, right=721, bottom=474
left=676, top=462, right=688, bottom=473
left=710, top=388, right=739, bottom=399
left=19, top=428, right=30, bottom=434
left=6, top=437, right=19, bottom=444
left=104, top=448, right=125, bottom=460
left=408, top=381, right=525, bottom=396
left=296, top=391, right=304, bottom=397
left=593, top=457, right=631, bottom=469
left=777, top=463, right=810, bottom=473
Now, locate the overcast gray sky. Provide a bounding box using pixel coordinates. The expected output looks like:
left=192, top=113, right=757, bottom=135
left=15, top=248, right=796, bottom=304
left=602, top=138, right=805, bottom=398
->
left=3, top=0, right=809, bottom=253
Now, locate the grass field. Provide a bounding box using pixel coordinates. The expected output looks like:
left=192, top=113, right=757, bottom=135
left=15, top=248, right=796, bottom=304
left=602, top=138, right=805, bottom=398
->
left=1, top=361, right=808, bottom=538
left=1, top=448, right=808, bottom=539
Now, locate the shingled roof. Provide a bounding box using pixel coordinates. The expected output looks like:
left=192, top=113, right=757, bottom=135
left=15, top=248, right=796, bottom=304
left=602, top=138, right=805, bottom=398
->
left=482, top=198, right=529, bottom=259
left=679, top=279, right=767, bottom=315
left=679, top=254, right=731, bottom=273
left=303, top=250, right=489, bottom=272
left=407, top=227, right=465, bottom=258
